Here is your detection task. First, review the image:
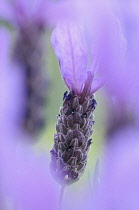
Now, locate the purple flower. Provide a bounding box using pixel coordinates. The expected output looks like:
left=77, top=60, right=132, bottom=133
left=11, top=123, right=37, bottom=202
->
left=0, top=0, right=82, bottom=136
left=50, top=22, right=103, bottom=187
left=51, top=22, right=103, bottom=96
left=0, top=0, right=53, bottom=135
left=0, top=28, right=57, bottom=210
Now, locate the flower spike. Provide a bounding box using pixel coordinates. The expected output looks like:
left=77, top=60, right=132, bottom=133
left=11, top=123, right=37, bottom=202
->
left=50, top=22, right=103, bottom=185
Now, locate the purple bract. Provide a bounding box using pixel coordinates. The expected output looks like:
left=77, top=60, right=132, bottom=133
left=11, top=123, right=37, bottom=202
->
left=51, top=22, right=103, bottom=96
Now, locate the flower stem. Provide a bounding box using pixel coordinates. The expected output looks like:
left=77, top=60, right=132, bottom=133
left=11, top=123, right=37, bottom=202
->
left=92, top=158, right=99, bottom=199
left=58, top=185, right=66, bottom=210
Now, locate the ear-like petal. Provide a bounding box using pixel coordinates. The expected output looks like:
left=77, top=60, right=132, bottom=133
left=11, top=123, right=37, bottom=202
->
left=51, top=22, right=88, bottom=94
left=91, top=77, right=104, bottom=94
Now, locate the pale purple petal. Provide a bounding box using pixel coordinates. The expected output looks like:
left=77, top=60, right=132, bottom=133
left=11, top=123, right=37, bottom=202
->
left=0, top=0, right=14, bottom=23
left=91, top=77, right=104, bottom=94
left=97, top=16, right=127, bottom=96
left=73, top=0, right=128, bottom=98
left=51, top=22, right=88, bottom=94
left=112, top=0, right=139, bottom=104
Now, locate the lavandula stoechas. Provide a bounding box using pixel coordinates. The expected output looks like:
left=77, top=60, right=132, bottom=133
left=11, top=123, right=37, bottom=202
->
left=13, top=22, right=47, bottom=136
left=0, top=0, right=50, bottom=136
left=0, top=0, right=81, bottom=137
left=50, top=23, right=103, bottom=185
left=0, top=27, right=57, bottom=210
left=11, top=1, right=49, bottom=136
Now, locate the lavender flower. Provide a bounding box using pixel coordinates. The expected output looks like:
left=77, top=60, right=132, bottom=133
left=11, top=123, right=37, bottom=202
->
left=0, top=28, right=57, bottom=209
left=0, top=0, right=50, bottom=136
left=13, top=19, right=48, bottom=136
left=0, top=0, right=78, bottom=136
left=50, top=23, right=103, bottom=185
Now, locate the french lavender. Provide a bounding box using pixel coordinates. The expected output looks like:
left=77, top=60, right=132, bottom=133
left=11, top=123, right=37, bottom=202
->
left=50, top=23, right=103, bottom=185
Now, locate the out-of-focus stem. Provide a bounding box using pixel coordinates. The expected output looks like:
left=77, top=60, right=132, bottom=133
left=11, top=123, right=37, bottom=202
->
left=93, top=159, right=99, bottom=193
left=88, top=158, right=99, bottom=199
left=58, top=185, right=66, bottom=210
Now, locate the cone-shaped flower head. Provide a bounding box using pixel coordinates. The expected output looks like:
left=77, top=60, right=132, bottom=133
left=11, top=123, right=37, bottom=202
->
left=50, top=22, right=102, bottom=185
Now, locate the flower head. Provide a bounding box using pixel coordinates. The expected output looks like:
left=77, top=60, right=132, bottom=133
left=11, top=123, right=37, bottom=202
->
left=50, top=21, right=103, bottom=186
